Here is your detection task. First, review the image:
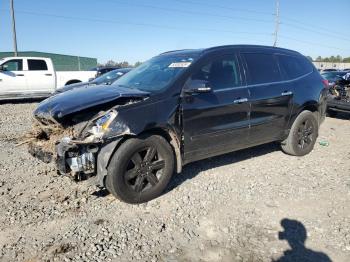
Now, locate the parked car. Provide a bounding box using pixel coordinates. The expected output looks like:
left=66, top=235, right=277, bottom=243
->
left=322, top=69, right=338, bottom=72
left=320, top=71, right=347, bottom=87
left=325, top=72, right=350, bottom=116
left=30, top=45, right=327, bottom=203
left=90, top=66, right=120, bottom=79
left=0, top=57, right=96, bottom=100
left=55, top=68, right=132, bottom=94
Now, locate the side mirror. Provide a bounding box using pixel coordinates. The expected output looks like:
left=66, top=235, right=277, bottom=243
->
left=185, top=80, right=212, bottom=94
left=0, top=65, right=4, bottom=71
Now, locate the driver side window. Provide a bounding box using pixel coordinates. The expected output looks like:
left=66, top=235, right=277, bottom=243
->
left=191, top=55, right=240, bottom=90
left=2, top=59, right=23, bottom=71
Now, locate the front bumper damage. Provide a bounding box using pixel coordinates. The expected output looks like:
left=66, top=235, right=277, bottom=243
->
left=55, top=137, right=122, bottom=187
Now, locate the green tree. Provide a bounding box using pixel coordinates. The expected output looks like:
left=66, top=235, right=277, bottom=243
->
left=306, top=56, right=313, bottom=61
left=105, top=60, right=116, bottom=66
left=343, top=57, right=350, bottom=63
left=336, top=55, right=342, bottom=62
left=315, top=56, right=322, bottom=62
left=134, top=61, right=142, bottom=67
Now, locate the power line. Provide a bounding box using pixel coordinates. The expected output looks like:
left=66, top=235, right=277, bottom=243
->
left=281, top=22, right=350, bottom=42
left=0, top=9, right=272, bottom=36
left=279, top=35, right=350, bottom=52
left=101, top=0, right=274, bottom=24
left=282, top=16, right=345, bottom=36
left=162, top=0, right=273, bottom=15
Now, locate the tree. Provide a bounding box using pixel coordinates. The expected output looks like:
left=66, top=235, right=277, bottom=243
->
left=343, top=57, right=350, bottom=63
left=306, top=56, right=313, bottom=61
left=315, top=56, right=322, bottom=62
left=105, top=60, right=116, bottom=66
left=134, top=61, right=142, bottom=67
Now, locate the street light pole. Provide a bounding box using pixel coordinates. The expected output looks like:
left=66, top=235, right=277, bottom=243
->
left=10, top=0, right=18, bottom=56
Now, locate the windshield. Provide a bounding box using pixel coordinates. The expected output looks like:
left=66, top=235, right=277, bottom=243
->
left=113, top=54, right=197, bottom=92
left=321, top=71, right=346, bottom=82
left=93, top=69, right=128, bottom=85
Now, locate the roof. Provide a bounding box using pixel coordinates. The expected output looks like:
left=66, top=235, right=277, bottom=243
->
left=159, top=45, right=300, bottom=57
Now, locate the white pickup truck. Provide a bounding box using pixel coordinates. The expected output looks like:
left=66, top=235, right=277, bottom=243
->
left=0, top=57, right=96, bottom=100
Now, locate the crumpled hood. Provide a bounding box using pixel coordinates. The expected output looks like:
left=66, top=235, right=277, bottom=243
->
left=34, top=84, right=149, bottom=120
left=55, top=81, right=90, bottom=93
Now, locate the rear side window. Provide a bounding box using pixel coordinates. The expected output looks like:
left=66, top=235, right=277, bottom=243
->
left=277, top=55, right=313, bottom=79
left=243, top=53, right=282, bottom=85
left=191, top=55, right=240, bottom=90
left=28, top=59, right=48, bottom=71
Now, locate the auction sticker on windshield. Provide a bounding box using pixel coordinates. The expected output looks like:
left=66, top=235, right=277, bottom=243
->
left=168, top=62, right=191, bottom=68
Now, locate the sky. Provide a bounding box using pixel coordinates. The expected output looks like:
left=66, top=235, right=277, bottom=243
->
left=0, top=0, right=349, bottom=64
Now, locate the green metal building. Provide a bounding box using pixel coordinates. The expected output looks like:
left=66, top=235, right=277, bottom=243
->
left=0, top=51, right=97, bottom=71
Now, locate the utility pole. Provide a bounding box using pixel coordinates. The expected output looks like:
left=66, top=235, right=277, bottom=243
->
left=273, top=0, right=280, bottom=47
left=10, top=0, right=18, bottom=56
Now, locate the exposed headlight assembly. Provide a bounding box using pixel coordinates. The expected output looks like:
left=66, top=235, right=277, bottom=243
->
left=88, top=111, right=118, bottom=141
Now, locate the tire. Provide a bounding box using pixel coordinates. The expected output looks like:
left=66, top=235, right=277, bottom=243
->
left=106, top=135, right=174, bottom=204
left=327, top=110, right=337, bottom=117
left=281, top=110, right=318, bottom=156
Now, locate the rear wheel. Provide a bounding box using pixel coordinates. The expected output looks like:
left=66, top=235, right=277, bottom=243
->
left=106, top=135, right=174, bottom=204
left=281, top=110, right=318, bottom=156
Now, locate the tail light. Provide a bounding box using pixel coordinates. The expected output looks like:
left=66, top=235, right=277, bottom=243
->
left=322, top=79, right=329, bottom=88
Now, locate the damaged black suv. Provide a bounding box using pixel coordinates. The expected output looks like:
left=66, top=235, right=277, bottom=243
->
left=31, top=45, right=327, bottom=203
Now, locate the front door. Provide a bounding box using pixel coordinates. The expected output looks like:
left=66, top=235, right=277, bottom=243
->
left=0, top=59, right=27, bottom=97
left=241, top=52, right=293, bottom=144
left=182, top=54, right=250, bottom=163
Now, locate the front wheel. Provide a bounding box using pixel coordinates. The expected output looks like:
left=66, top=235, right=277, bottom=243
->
left=106, top=135, right=174, bottom=204
left=281, top=110, right=318, bottom=156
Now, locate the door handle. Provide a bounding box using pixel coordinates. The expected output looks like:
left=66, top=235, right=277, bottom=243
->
left=16, top=74, right=24, bottom=76
left=281, top=91, right=293, bottom=96
left=233, top=98, right=248, bottom=104
left=45, top=73, right=52, bottom=76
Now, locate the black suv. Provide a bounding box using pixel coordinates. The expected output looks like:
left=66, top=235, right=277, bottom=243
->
left=31, top=45, right=327, bottom=203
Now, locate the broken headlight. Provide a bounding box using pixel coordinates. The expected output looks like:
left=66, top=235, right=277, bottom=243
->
left=88, top=111, right=118, bottom=140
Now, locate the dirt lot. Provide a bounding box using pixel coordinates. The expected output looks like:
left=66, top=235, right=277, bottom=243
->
left=0, top=102, right=349, bottom=262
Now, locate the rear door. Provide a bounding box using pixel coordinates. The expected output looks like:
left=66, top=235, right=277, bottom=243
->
left=241, top=52, right=293, bottom=144
left=0, top=59, right=27, bottom=96
left=26, top=59, right=55, bottom=93
left=182, top=53, right=250, bottom=162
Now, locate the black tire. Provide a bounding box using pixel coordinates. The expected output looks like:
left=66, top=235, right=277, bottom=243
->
left=327, top=110, right=337, bottom=117
left=106, top=135, right=174, bottom=204
left=281, top=110, right=318, bottom=156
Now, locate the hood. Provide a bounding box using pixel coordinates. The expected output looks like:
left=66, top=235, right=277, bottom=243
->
left=35, top=84, right=150, bottom=120
left=55, top=81, right=90, bottom=93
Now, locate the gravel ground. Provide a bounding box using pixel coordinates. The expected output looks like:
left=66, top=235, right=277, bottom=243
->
left=0, top=102, right=349, bottom=262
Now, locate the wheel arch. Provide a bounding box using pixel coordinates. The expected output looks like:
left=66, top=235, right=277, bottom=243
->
left=137, top=127, right=183, bottom=174
left=65, top=79, right=81, bottom=86
left=288, top=100, right=320, bottom=130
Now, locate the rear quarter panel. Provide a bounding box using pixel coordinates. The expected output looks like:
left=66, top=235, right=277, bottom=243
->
left=288, top=71, right=326, bottom=129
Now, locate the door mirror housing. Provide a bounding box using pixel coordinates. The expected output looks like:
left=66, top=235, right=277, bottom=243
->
left=0, top=65, right=4, bottom=71
left=185, top=80, right=212, bottom=94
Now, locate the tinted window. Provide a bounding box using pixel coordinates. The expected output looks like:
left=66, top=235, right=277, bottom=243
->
left=2, top=59, right=23, bottom=71
left=243, top=53, right=281, bottom=85
left=28, top=59, right=48, bottom=71
left=278, top=55, right=313, bottom=79
left=191, top=55, right=240, bottom=90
